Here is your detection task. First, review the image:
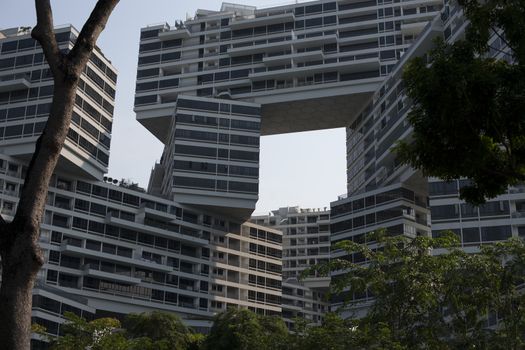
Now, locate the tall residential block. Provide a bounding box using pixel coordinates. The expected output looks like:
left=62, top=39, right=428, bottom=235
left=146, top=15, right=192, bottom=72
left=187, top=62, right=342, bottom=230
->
left=134, top=0, right=441, bottom=219
left=252, top=206, right=330, bottom=328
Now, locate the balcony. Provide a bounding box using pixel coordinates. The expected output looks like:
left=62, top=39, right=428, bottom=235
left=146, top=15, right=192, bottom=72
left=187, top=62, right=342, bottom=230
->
left=401, top=22, right=427, bottom=36
left=262, top=50, right=324, bottom=66
left=61, top=241, right=173, bottom=273
left=158, top=27, right=190, bottom=40
left=82, top=264, right=142, bottom=284
left=293, top=33, right=338, bottom=49
left=1, top=206, right=16, bottom=217
left=249, top=57, right=379, bottom=81
left=230, top=12, right=295, bottom=29
left=0, top=73, right=31, bottom=92
left=105, top=213, right=207, bottom=245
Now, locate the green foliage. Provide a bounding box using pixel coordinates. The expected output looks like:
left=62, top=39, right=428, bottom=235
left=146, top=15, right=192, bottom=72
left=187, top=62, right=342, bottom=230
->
left=396, top=0, right=525, bottom=204
left=308, top=230, right=525, bottom=349
left=257, top=314, right=290, bottom=350
left=45, top=311, right=202, bottom=350
left=49, top=312, right=129, bottom=350
left=290, top=313, right=358, bottom=350
left=203, top=308, right=289, bottom=350
left=124, top=311, right=192, bottom=350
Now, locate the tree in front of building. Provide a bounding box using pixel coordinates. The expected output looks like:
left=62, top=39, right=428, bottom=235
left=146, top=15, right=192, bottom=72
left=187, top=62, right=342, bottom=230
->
left=203, top=308, right=289, bottom=350
left=308, top=230, right=525, bottom=349
left=396, top=0, right=525, bottom=205
left=45, top=312, right=129, bottom=350
left=37, top=311, right=204, bottom=350
left=0, top=1, right=119, bottom=349
left=123, top=311, right=202, bottom=350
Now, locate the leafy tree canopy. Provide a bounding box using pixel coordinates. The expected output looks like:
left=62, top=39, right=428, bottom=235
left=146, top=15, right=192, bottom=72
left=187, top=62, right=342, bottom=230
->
left=396, top=0, right=525, bottom=204
left=41, top=311, right=202, bottom=350
left=48, top=312, right=128, bottom=350
left=123, top=311, right=193, bottom=350
left=203, top=308, right=289, bottom=350
left=308, top=230, right=525, bottom=349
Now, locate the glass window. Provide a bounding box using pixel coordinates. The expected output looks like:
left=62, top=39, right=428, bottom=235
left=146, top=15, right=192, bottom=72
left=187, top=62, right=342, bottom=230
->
left=481, top=226, right=511, bottom=242
left=431, top=204, right=459, bottom=220
left=1, top=41, right=17, bottom=53
left=462, top=227, right=480, bottom=243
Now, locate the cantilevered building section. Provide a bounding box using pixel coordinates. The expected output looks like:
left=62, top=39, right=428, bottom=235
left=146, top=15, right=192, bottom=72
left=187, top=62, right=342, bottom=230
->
left=252, top=207, right=330, bottom=329
left=0, top=26, right=116, bottom=180
left=147, top=95, right=262, bottom=218
left=134, top=0, right=441, bottom=218
left=0, top=26, right=283, bottom=349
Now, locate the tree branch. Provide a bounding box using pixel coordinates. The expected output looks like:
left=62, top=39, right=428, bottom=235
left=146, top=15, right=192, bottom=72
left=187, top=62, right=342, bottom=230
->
left=31, top=0, right=63, bottom=78
left=14, top=0, right=119, bottom=234
left=0, top=214, right=9, bottom=250
left=67, top=0, right=120, bottom=69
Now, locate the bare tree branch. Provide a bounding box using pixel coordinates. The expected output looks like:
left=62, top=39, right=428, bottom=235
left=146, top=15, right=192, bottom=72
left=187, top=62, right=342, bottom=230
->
left=490, top=26, right=516, bottom=56
left=68, top=0, right=120, bottom=68
left=31, top=0, right=63, bottom=78
left=0, top=214, right=9, bottom=250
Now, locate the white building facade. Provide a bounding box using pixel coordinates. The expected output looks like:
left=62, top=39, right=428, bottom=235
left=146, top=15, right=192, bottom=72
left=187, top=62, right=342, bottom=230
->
left=252, top=207, right=330, bottom=328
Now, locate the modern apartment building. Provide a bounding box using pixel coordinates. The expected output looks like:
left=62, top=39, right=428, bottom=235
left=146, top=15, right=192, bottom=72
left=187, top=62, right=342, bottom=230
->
left=131, top=0, right=522, bottom=327
left=0, top=25, right=283, bottom=349
left=132, top=0, right=444, bottom=325
left=252, top=206, right=330, bottom=328
left=134, top=0, right=442, bottom=218
left=0, top=0, right=494, bottom=345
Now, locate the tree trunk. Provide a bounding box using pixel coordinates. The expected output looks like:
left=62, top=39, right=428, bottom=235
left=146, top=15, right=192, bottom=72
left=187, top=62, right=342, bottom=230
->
left=0, top=1, right=118, bottom=348
left=0, top=226, right=42, bottom=350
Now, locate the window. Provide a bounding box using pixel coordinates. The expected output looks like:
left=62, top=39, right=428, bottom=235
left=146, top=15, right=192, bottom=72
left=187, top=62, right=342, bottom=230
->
left=481, top=226, right=511, bottom=242
left=430, top=205, right=458, bottom=220
left=305, top=4, right=322, bottom=14
left=86, top=240, right=101, bottom=251
left=229, top=181, right=258, bottom=194
left=74, top=199, right=90, bottom=212
left=140, top=29, right=159, bottom=39
left=72, top=217, right=88, bottom=230
left=305, top=17, right=323, bottom=28
left=88, top=221, right=105, bottom=234
left=90, top=203, right=106, bottom=216
left=462, top=228, right=480, bottom=243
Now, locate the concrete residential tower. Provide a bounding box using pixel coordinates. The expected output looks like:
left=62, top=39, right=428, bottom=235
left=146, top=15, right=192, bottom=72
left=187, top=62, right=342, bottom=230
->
left=252, top=206, right=330, bottom=328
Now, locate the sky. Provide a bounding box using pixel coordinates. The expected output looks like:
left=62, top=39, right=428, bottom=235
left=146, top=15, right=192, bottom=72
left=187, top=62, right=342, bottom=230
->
left=0, top=0, right=348, bottom=214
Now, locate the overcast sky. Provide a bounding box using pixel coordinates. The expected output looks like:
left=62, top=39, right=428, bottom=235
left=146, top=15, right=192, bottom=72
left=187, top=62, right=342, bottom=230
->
left=0, top=0, right=347, bottom=214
